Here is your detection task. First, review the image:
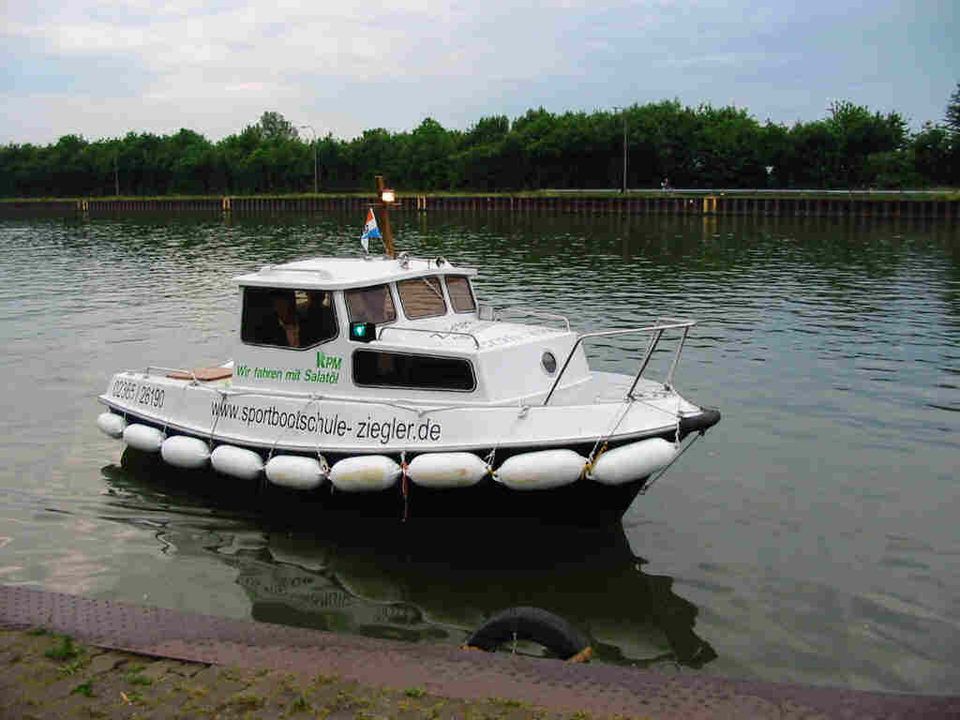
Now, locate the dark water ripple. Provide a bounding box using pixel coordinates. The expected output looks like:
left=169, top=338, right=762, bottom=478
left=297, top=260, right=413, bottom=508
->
left=0, top=213, right=957, bottom=693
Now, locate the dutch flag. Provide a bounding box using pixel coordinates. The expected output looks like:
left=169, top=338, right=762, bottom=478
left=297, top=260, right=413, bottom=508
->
left=360, top=207, right=382, bottom=253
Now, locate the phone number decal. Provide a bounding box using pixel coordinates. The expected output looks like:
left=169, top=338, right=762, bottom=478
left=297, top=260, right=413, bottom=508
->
left=110, top=378, right=165, bottom=409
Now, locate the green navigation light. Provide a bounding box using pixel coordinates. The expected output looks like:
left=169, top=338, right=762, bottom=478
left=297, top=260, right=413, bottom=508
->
left=350, top=321, right=375, bottom=343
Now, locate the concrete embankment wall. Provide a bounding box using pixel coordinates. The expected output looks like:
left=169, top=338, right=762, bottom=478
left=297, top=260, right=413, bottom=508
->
left=1, top=193, right=957, bottom=221
left=2, top=585, right=957, bottom=719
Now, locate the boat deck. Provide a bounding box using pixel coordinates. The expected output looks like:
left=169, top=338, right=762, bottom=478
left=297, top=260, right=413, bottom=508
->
left=142, top=365, right=687, bottom=411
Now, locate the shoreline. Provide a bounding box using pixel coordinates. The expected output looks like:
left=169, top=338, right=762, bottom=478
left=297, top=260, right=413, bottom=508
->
left=1, top=585, right=956, bottom=719
left=1, top=190, right=957, bottom=221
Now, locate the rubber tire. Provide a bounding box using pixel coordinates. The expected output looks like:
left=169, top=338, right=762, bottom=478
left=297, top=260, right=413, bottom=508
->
left=465, top=606, right=590, bottom=660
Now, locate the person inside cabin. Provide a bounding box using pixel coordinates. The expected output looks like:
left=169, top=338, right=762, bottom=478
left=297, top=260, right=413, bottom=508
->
left=271, top=289, right=300, bottom=348
left=298, top=290, right=336, bottom=345
left=346, top=284, right=395, bottom=325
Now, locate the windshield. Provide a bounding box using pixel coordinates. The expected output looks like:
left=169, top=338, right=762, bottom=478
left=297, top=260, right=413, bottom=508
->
left=445, top=275, right=476, bottom=313
left=397, top=277, right=447, bottom=319
left=345, top=284, right=396, bottom=325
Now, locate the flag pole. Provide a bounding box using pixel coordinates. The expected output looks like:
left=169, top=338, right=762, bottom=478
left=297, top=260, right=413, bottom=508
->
left=375, top=175, right=396, bottom=258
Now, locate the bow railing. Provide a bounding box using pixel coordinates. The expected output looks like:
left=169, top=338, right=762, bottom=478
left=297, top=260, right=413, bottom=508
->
left=543, top=318, right=695, bottom=406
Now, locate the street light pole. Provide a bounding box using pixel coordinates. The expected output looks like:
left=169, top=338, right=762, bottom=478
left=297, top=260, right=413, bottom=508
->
left=299, top=124, right=318, bottom=194
left=613, top=107, right=628, bottom=193
left=621, top=109, right=628, bottom=194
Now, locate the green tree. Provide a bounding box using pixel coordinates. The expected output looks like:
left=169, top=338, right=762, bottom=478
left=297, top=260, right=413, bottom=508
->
left=349, top=128, right=402, bottom=190
left=257, top=111, right=299, bottom=142
left=826, top=101, right=907, bottom=186
left=2, top=101, right=956, bottom=197
left=912, top=123, right=953, bottom=185
left=945, top=82, right=960, bottom=135
left=403, top=118, right=456, bottom=189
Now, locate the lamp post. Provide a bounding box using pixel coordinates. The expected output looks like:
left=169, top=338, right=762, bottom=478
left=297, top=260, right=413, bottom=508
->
left=613, top=107, right=628, bottom=193
left=298, top=124, right=319, bottom=194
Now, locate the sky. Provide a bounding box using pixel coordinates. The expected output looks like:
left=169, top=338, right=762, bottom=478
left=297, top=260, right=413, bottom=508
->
left=1, top=0, right=957, bottom=145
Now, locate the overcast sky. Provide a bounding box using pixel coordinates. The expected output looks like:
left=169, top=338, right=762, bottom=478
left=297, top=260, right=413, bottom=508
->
left=1, top=0, right=956, bottom=144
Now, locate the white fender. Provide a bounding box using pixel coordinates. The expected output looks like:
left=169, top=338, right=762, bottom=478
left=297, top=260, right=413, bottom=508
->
left=122, top=424, right=165, bottom=453
left=588, top=438, right=676, bottom=486
left=160, top=435, right=210, bottom=470
left=495, top=449, right=586, bottom=491
left=96, top=412, right=127, bottom=439
left=265, top=455, right=326, bottom=490
left=211, top=445, right=264, bottom=480
left=408, top=452, right=488, bottom=489
left=329, top=455, right=400, bottom=492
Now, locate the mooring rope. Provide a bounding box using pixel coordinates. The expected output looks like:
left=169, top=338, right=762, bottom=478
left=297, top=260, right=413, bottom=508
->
left=640, top=430, right=705, bottom=496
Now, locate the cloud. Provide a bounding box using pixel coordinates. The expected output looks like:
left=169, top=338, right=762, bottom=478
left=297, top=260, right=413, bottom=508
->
left=1, top=0, right=957, bottom=144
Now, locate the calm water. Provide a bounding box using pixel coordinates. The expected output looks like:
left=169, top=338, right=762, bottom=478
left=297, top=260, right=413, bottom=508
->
left=0, top=211, right=957, bottom=694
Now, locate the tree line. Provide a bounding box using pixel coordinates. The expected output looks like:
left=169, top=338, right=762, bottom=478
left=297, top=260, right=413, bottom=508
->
left=1, top=87, right=957, bottom=197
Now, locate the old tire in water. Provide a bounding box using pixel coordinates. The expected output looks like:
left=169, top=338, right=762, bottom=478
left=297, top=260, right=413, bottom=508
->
left=465, top=606, right=591, bottom=661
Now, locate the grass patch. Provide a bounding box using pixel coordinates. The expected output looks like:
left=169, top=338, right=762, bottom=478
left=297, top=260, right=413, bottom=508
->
left=491, top=697, right=527, bottom=708
left=329, top=689, right=369, bottom=711
left=404, top=686, right=426, bottom=698
left=26, top=627, right=48, bottom=637
left=178, top=682, right=208, bottom=699
left=289, top=694, right=312, bottom=713
left=225, top=691, right=264, bottom=710
left=59, top=657, right=87, bottom=676
left=220, top=667, right=243, bottom=682
left=71, top=680, right=95, bottom=697
left=124, top=671, right=152, bottom=686
left=44, top=635, right=81, bottom=662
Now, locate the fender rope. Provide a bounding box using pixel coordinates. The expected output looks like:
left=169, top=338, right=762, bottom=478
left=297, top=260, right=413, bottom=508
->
left=400, top=450, right=410, bottom=523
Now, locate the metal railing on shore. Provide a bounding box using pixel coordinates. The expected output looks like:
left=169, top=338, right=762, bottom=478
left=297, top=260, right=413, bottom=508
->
left=1, top=190, right=956, bottom=221
left=547, top=187, right=957, bottom=198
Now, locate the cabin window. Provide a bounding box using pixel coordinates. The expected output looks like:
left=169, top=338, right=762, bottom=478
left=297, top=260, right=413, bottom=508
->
left=345, top=284, right=396, bottom=325
left=445, top=275, right=476, bottom=313
left=397, top=277, right=447, bottom=319
left=353, top=350, right=475, bottom=391
left=241, top=287, right=338, bottom=349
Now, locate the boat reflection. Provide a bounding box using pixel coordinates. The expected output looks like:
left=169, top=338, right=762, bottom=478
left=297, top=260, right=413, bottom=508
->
left=102, top=451, right=717, bottom=669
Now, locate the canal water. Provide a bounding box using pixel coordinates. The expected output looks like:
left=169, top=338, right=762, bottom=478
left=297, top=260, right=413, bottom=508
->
left=0, top=212, right=956, bottom=694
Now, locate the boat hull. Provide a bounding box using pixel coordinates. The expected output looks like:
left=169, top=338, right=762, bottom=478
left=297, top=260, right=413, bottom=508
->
left=109, top=408, right=719, bottom=525
left=99, top=368, right=720, bottom=524
left=99, top=369, right=713, bottom=453
left=120, top=444, right=650, bottom=526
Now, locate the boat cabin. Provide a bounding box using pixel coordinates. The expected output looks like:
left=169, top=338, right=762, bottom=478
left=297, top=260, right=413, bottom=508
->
left=232, top=256, right=588, bottom=403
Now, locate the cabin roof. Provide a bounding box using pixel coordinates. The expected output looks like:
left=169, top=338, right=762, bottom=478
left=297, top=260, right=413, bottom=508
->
left=377, top=318, right=571, bottom=354
left=235, top=255, right=477, bottom=290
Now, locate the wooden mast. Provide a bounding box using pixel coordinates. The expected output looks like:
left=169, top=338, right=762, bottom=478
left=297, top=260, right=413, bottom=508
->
left=375, top=175, right=396, bottom=258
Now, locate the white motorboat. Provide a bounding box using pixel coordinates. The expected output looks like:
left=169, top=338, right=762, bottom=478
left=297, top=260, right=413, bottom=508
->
left=97, top=189, right=720, bottom=524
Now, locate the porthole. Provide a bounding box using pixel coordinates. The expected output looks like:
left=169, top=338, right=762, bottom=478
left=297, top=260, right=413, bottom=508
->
left=541, top=351, right=557, bottom=375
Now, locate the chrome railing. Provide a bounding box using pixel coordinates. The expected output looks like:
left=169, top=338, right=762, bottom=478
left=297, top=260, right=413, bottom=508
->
left=477, top=304, right=571, bottom=331
left=542, top=318, right=695, bottom=406
left=376, top=325, right=481, bottom=349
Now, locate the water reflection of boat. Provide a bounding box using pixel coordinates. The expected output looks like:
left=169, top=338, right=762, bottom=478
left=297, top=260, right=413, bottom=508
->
left=103, top=455, right=717, bottom=668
